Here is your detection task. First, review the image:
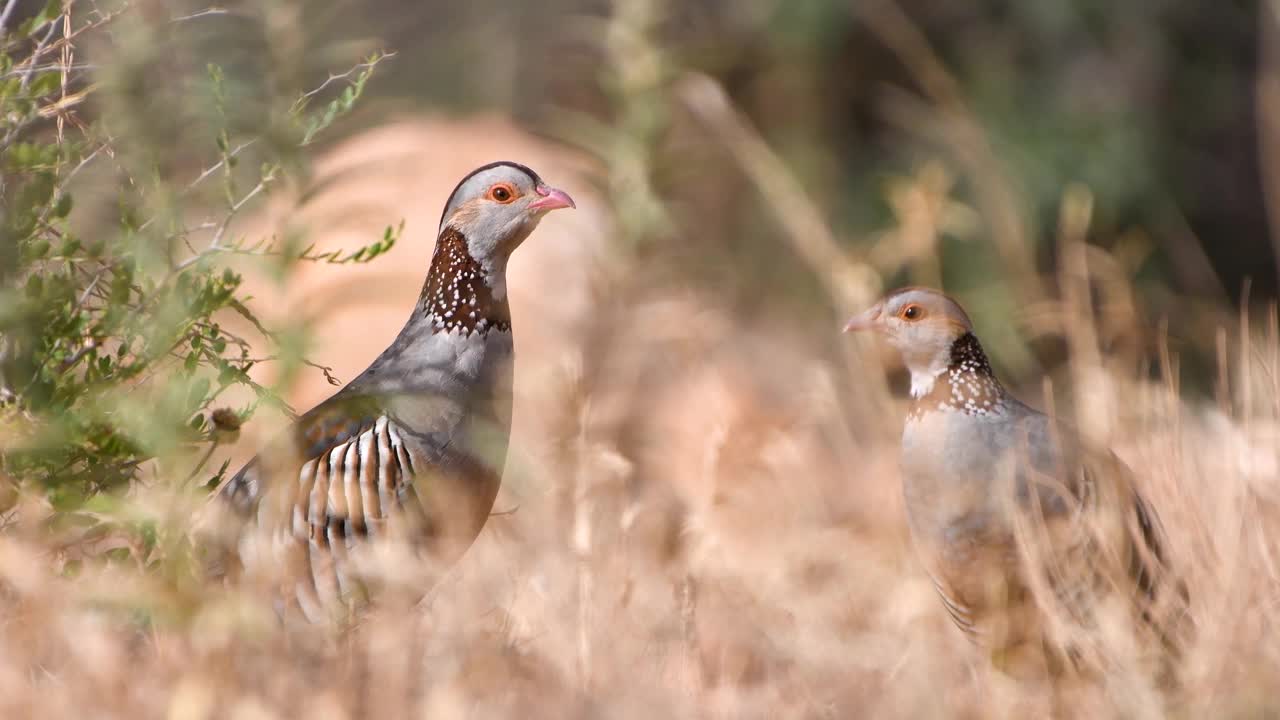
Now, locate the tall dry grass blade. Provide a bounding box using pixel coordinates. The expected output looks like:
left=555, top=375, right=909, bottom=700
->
left=1056, top=184, right=1111, bottom=447
left=1216, top=327, right=1231, bottom=418
left=1270, top=302, right=1280, bottom=420
left=672, top=73, right=876, bottom=315
left=673, top=71, right=894, bottom=417
left=678, top=573, right=701, bottom=697
left=1241, top=279, right=1253, bottom=425
left=573, top=401, right=594, bottom=695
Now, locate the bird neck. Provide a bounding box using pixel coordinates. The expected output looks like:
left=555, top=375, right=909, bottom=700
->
left=908, top=332, right=1007, bottom=418
left=417, top=227, right=511, bottom=336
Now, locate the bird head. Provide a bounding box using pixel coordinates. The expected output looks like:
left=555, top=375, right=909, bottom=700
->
left=843, top=287, right=975, bottom=393
left=439, top=161, right=576, bottom=267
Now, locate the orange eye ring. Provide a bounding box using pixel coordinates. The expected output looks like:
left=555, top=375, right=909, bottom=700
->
left=901, top=304, right=924, bottom=321
left=487, top=183, right=517, bottom=203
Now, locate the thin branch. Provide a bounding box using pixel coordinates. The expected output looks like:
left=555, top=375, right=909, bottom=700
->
left=0, top=63, right=97, bottom=77
left=0, top=20, right=64, bottom=149
left=184, top=140, right=257, bottom=193
left=0, top=0, right=20, bottom=38
left=208, top=174, right=271, bottom=249
left=169, top=7, right=235, bottom=23
left=293, top=51, right=397, bottom=109
left=168, top=170, right=272, bottom=271
left=147, top=52, right=388, bottom=234
left=183, top=441, right=220, bottom=487
left=74, top=270, right=105, bottom=308
left=18, top=20, right=62, bottom=91
left=62, top=140, right=107, bottom=184
left=135, top=141, right=260, bottom=238
left=57, top=0, right=71, bottom=143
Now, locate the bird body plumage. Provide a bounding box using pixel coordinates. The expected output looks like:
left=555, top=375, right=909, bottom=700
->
left=216, top=162, right=573, bottom=621
left=846, top=287, right=1188, bottom=680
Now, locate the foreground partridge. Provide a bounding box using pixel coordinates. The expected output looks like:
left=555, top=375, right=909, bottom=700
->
left=219, top=161, right=574, bottom=621
left=844, top=288, right=1187, bottom=679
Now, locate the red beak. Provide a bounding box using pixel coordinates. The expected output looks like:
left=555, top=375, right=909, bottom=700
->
left=842, top=303, right=883, bottom=333
left=528, top=185, right=576, bottom=212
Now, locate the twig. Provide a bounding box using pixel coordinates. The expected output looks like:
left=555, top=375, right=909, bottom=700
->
left=293, top=51, right=397, bottom=109
left=57, top=0, right=72, bottom=143
left=137, top=140, right=259, bottom=237
left=184, top=140, right=257, bottom=193
left=0, top=0, right=20, bottom=37
left=184, top=440, right=220, bottom=487
left=74, top=270, right=104, bottom=308
left=148, top=51, right=388, bottom=234
left=209, top=175, right=271, bottom=248
left=0, top=19, right=64, bottom=149
left=169, top=7, right=234, bottom=23
left=17, top=262, right=108, bottom=392
left=0, top=63, right=97, bottom=77
left=18, top=21, right=61, bottom=91
left=170, top=170, right=274, bottom=271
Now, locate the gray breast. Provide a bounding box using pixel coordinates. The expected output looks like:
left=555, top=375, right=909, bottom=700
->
left=901, top=407, right=1020, bottom=546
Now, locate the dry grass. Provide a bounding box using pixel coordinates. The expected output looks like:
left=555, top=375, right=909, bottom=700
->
left=1, top=112, right=1279, bottom=719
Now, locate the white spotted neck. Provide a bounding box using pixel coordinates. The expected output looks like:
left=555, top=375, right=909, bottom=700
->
left=418, top=226, right=511, bottom=336
left=907, top=332, right=1009, bottom=420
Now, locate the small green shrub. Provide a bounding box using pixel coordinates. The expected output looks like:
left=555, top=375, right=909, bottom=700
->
left=0, top=3, right=395, bottom=562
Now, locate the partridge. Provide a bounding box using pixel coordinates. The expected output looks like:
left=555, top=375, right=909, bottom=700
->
left=844, top=287, right=1187, bottom=678
left=219, top=161, right=574, bottom=621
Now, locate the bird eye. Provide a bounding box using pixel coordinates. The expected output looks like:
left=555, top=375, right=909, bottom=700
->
left=487, top=184, right=516, bottom=203
left=901, top=304, right=924, bottom=321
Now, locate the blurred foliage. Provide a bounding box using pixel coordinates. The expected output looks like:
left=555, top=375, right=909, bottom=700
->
left=0, top=3, right=1272, bottom=715
left=0, top=0, right=393, bottom=554
left=0, top=0, right=1268, bottom=565
left=308, top=0, right=1269, bottom=380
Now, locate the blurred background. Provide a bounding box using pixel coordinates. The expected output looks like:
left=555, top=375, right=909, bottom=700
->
left=169, top=0, right=1272, bottom=391
left=2, top=0, right=1279, bottom=717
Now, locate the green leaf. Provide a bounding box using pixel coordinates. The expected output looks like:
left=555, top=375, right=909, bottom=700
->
left=29, top=71, right=60, bottom=99
left=24, top=238, right=50, bottom=261
left=18, top=171, right=55, bottom=208
left=53, top=193, right=73, bottom=218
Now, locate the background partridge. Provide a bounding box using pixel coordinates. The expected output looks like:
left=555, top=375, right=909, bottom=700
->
left=844, top=287, right=1189, bottom=680
left=218, top=161, right=574, bottom=621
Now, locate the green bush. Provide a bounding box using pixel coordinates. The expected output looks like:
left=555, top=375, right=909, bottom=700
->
left=0, top=3, right=395, bottom=564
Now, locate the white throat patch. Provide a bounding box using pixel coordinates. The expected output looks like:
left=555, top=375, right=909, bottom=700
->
left=908, top=353, right=950, bottom=398
left=910, top=367, right=945, bottom=398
